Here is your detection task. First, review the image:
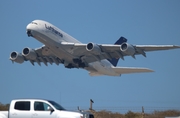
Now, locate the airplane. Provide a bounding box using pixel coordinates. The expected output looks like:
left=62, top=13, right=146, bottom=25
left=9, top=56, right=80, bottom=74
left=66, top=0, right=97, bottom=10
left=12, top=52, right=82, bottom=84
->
left=10, top=20, right=180, bottom=76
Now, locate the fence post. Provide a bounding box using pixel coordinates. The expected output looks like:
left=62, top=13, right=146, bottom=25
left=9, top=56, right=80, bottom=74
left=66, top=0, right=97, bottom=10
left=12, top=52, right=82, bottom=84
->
left=142, top=106, right=144, bottom=118
left=89, top=99, right=94, bottom=110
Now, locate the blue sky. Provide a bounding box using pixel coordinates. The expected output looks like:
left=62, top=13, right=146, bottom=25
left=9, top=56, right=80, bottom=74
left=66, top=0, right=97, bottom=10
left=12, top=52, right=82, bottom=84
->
left=1, top=0, right=180, bottom=113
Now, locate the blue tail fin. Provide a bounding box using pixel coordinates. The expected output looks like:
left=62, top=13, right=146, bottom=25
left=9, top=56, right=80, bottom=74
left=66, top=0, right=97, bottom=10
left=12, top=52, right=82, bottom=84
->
left=108, top=37, right=127, bottom=66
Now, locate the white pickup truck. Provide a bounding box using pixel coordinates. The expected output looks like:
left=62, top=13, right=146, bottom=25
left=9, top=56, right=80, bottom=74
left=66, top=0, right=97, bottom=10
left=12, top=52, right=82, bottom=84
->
left=0, top=99, right=94, bottom=118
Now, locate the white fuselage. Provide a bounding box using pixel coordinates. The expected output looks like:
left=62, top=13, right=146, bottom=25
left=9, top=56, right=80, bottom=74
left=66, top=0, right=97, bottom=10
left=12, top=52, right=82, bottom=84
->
left=26, top=20, right=120, bottom=76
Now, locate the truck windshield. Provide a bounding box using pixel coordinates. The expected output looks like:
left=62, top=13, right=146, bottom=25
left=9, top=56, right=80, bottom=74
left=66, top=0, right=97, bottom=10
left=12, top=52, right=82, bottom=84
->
left=48, top=100, right=66, bottom=110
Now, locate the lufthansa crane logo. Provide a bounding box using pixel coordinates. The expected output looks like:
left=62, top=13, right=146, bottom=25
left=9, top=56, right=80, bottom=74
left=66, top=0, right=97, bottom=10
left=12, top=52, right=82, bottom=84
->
left=45, top=24, right=63, bottom=38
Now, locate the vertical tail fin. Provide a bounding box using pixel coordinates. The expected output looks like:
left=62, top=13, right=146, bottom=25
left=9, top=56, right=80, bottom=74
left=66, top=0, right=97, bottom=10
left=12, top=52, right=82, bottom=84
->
left=108, top=37, right=127, bottom=66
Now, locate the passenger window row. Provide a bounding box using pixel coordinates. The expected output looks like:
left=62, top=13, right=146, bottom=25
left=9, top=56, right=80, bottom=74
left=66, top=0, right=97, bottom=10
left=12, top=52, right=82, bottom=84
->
left=14, top=101, right=49, bottom=111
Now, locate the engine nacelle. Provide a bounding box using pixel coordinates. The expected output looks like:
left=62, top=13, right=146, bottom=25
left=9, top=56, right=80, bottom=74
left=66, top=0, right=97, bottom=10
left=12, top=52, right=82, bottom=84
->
left=10, top=51, right=24, bottom=63
left=86, top=43, right=101, bottom=55
left=22, top=47, right=37, bottom=60
left=120, top=43, right=135, bottom=56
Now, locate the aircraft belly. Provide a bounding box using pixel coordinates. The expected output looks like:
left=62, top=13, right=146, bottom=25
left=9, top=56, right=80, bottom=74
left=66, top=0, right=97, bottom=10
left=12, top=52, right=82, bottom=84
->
left=34, top=31, right=76, bottom=63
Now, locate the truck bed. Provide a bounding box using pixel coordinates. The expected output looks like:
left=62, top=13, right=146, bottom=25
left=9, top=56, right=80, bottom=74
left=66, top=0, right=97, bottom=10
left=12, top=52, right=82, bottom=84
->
left=0, top=111, right=8, bottom=118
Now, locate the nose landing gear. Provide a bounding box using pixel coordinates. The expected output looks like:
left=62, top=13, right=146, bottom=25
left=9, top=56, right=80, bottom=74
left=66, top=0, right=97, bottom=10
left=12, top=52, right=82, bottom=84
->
left=27, top=30, right=33, bottom=37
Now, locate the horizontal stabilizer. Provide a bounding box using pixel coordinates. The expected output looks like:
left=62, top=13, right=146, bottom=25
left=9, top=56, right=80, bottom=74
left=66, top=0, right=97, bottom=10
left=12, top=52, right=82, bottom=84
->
left=89, top=72, right=103, bottom=76
left=112, top=67, right=154, bottom=74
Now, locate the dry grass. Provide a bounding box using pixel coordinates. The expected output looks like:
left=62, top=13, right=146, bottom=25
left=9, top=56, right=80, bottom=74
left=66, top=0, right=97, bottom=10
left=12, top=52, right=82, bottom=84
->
left=91, top=110, right=180, bottom=118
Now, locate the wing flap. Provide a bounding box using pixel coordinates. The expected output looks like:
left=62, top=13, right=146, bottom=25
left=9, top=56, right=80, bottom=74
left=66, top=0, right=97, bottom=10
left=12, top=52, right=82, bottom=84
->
left=25, top=46, right=63, bottom=66
left=11, top=46, right=63, bottom=66
left=112, top=67, right=154, bottom=74
left=27, top=56, right=62, bottom=66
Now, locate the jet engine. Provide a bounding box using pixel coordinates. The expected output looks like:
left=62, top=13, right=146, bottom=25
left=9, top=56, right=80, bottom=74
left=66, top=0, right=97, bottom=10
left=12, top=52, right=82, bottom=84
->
left=22, top=47, right=37, bottom=60
left=120, top=43, right=135, bottom=56
left=86, top=43, right=101, bottom=55
left=10, top=52, right=24, bottom=63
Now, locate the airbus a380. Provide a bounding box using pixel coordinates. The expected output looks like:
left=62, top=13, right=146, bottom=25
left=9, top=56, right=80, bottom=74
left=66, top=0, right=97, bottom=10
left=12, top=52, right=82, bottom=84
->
left=10, top=20, right=180, bottom=76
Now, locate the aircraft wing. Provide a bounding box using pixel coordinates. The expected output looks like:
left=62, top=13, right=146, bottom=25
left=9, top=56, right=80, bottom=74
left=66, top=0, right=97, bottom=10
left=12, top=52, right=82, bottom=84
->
left=61, top=41, right=180, bottom=63
left=10, top=46, right=63, bottom=66
left=100, top=44, right=180, bottom=58
left=11, top=42, right=180, bottom=66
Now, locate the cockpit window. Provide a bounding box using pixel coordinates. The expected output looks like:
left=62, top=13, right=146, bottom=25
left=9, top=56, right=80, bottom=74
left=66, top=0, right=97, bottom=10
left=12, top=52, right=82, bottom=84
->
left=31, top=22, right=38, bottom=25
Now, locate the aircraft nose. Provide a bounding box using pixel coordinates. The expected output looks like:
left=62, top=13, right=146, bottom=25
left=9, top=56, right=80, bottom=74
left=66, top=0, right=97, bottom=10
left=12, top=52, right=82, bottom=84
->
left=26, top=23, right=31, bottom=30
left=26, top=23, right=35, bottom=31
